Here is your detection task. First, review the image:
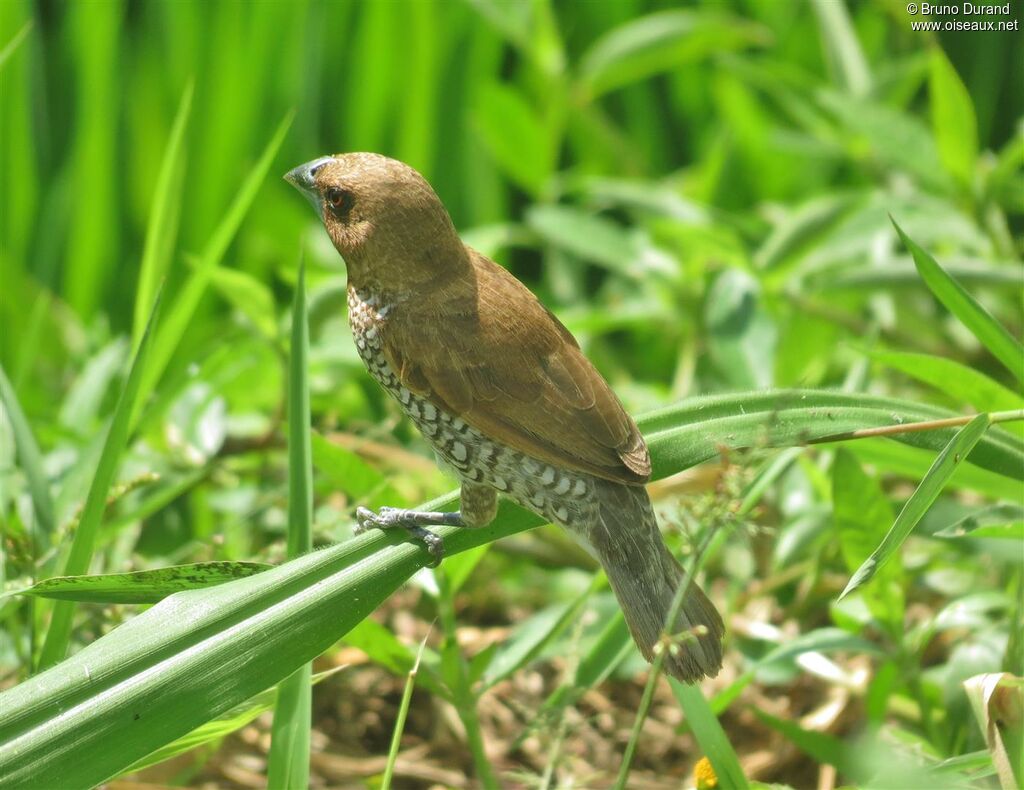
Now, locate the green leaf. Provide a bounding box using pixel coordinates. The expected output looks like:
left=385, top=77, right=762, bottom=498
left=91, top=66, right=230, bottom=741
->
left=481, top=584, right=593, bottom=689
left=864, top=349, right=1024, bottom=415
left=0, top=365, right=55, bottom=542
left=929, top=46, right=978, bottom=186
left=473, top=82, right=551, bottom=197
left=672, top=682, right=748, bottom=790
left=639, top=390, right=1023, bottom=484
left=751, top=708, right=861, bottom=780
left=11, top=562, right=271, bottom=604
left=525, top=204, right=665, bottom=277
left=841, top=413, right=992, bottom=600
left=382, top=635, right=429, bottom=790
left=579, top=10, right=765, bottom=98
left=847, top=437, right=1015, bottom=501
left=705, top=269, right=776, bottom=390
left=311, top=432, right=395, bottom=503
left=443, top=543, right=489, bottom=596
left=893, top=219, right=1024, bottom=385
left=811, top=0, right=871, bottom=97
left=268, top=260, right=313, bottom=789
left=37, top=289, right=162, bottom=670
left=139, top=110, right=294, bottom=414
left=832, top=450, right=904, bottom=629
left=132, top=80, right=193, bottom=351
left=934, top=504, right=1024, bottom=540
left=205, top=263, right=278, bottom=339
left=711, top=627, right=881, bottom=715
left=123, top=668, right=343, bottom=776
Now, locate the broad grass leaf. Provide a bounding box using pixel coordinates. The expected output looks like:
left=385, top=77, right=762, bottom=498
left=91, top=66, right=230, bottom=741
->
left=12, top=562, right=271, bottom=604
left=673, top=682, right=749, bottom=790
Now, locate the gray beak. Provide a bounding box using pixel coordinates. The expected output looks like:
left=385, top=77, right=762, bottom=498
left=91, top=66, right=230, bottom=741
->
left=284, top=156, right=335, bottom=217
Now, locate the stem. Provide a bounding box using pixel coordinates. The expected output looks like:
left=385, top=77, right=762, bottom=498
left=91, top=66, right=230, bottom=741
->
left=614, top=506, right=725, bottom=789
left=436, top=570, right=499, bottom=790
left=809, top=409, right=1024, bottom=444
left=614, top=649, right=666, bottom=790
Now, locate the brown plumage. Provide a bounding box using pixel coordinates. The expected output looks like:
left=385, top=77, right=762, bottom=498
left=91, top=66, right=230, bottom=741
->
left=286, top=152, right=723, bottom=682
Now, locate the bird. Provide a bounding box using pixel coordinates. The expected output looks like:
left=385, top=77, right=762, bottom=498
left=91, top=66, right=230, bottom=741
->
left=285, top=153, right=723, bottom=682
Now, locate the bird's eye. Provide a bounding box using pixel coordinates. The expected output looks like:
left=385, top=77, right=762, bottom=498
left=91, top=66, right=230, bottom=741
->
left=325, top=187, right=354, bottom=218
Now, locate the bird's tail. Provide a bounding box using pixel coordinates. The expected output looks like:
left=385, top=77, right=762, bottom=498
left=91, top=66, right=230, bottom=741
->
left=589, top=481, right=723, bottom=683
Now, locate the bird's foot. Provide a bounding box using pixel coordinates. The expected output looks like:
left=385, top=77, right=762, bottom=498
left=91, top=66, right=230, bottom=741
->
left=354, top=506, right=464, bottom=566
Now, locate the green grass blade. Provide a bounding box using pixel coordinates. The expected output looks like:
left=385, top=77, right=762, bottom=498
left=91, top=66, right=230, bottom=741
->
left=132, top=80, right=194, bottom=350
left=893, top=219, right=1024, bottom=385
left=37, top=289, right=163, bottom=670
left=841, top=413, right=992, bottom=600
left=267, top=260, right=313, bottom=789
left=929, top=46, right=978, bottom=187
left=750, top=707, right=860, bottom=780
left=10, top=562, right=271, bottom=604
left=382, top=634, right=429, bottom=790
left=864, top=349, right=1024, bottom=415
left=811, top=0, right=871, bottom=97
left=672, top=681, right=749, bottom=790
left=0, top=365, right=55, bottom=543
left=138, top=110, right=294, bottom=415
left=639, top=389, right=1023, bottom=482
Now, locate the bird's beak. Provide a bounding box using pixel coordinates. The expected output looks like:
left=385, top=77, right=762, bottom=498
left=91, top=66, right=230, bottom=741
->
left=284, top=156, right=334, bottom=218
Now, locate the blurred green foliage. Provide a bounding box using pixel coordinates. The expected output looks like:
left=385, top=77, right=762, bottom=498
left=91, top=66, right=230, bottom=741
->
left=0, top=0, right=1022, bottom=787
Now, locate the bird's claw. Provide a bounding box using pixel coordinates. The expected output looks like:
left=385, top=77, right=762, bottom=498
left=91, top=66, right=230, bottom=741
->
left=354, top=506, right=453, bottom=566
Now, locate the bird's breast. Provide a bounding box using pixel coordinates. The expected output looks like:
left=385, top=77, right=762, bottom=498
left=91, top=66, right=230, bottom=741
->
left=346, top=285, right=599, bottom=533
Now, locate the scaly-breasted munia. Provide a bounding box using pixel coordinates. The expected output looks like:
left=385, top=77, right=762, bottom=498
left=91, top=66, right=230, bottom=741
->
left=285, top=153, right=723, bottom=682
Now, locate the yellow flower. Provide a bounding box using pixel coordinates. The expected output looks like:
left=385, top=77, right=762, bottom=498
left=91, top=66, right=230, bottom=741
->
left=694, top=756, right=718, bottom=789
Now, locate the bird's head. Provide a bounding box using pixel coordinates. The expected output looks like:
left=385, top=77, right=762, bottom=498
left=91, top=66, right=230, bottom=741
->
left=285, top=152, right=466, bottom=293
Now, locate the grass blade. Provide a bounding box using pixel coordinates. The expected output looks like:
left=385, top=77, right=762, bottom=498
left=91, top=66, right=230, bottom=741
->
left=37, top=290, right=163, bottom=670
left=0, top=365, right=55, bottom=543
left=267, top=260, right=313, bottom=789
left=137, top=110, right=294, bottom=415
left=672, top=682, right=749, bottom=790
left=132, top=80, right=194, bottom=350
left=811, top=0, right=871, bottom=97
left=893, top=219, right=1024, bottom=385
left=841, top=412, right=992, bottom=600
left=929, top=46, right=978, bottom=187
left=382, top=634, right=430, bottom=790
left=10, top=561, right=271, bottom=604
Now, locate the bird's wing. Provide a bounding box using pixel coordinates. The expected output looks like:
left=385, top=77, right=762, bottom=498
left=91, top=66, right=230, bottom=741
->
left=381, top=252, right=651, bottom=484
